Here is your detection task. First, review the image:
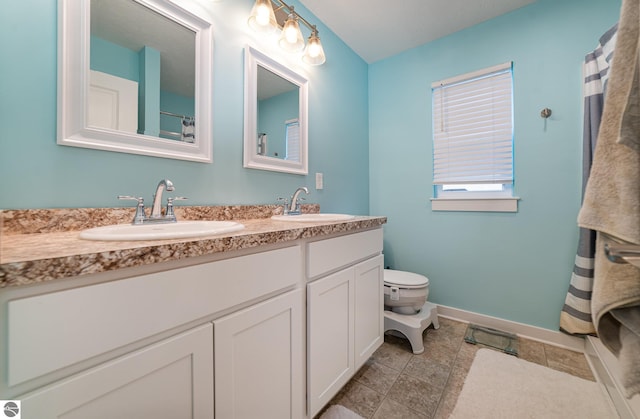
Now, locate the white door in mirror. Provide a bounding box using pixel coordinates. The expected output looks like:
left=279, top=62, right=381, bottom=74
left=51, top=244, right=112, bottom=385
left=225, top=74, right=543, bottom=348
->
left=88, top=70, right=138, bottom=133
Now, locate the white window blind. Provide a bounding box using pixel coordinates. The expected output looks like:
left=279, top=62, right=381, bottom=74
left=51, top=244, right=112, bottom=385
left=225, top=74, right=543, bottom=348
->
left=285, top=119, right=300, bottom=161
left=432, top=62, right=513, bottom=186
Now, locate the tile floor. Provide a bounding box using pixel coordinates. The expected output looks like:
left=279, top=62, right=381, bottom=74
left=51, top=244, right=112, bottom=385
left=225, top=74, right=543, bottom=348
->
left=320, top=317, right=596, bottom=419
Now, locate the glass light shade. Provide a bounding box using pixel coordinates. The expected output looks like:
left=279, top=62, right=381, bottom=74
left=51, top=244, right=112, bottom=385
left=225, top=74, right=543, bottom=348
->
left=302, top=33, right=326, bottom=65
left=278, top=15, right=305, bottom=53
left=247, top=0, right=278, bottom=34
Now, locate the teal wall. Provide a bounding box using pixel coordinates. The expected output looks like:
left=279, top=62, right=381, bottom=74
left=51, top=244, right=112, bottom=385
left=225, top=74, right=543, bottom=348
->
left=0, top=0, right=370, bottom=213
left=90, top=36, right=139, bottom=81
left=369, top=0, right=621, bottom=330
left=138, top=46, right=161, bottom=136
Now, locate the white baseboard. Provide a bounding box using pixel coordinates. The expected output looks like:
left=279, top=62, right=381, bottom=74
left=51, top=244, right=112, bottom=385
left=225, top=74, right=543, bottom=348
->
left=436, top=304, right=585, bottom=352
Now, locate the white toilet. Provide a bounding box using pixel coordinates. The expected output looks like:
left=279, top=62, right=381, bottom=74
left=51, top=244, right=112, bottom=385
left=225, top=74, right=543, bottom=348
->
left=383, top=269, right=439, bottom=354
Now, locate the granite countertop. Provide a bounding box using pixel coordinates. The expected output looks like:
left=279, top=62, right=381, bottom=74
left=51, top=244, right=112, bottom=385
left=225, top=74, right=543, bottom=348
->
left=0, top=205, right=386, bottom=288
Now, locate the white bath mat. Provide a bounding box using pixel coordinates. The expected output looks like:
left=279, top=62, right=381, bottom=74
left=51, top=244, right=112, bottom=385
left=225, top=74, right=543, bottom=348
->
left=319, top=404, right=365, bottom=419
left=450, top=348, right=617, bottom=419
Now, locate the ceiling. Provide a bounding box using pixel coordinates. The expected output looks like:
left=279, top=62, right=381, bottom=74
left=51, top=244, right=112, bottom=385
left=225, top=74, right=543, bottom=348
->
left=299, top=0, right=537, bottom=63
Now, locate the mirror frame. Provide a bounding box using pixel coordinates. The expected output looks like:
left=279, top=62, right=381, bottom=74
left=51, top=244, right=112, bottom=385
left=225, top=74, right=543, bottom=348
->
left=57, top=0, right=213, bottom=162
left=244, top=46, right=308, bottom=175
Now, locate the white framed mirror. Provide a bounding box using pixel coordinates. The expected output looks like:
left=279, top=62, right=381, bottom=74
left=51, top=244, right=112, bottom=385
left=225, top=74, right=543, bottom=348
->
left=57, top=0, right=213, bottom=163
left=244, top=46, right=308, bottom=175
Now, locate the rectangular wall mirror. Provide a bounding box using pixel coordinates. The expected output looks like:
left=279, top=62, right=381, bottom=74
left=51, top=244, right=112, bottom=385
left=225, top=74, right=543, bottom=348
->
left=58, top=0, right=213, bottom=162
left=243, top=46, right=308, bottom=175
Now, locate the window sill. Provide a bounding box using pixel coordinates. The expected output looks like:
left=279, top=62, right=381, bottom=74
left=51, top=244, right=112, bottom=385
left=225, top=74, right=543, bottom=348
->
left=431, top=197, right=520, bottom=212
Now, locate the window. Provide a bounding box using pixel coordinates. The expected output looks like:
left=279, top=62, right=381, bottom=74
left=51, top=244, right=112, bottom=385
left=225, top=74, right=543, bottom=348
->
left=431, top=62, right=518, bottom=212
left=284, top=119, right=300, bottom=161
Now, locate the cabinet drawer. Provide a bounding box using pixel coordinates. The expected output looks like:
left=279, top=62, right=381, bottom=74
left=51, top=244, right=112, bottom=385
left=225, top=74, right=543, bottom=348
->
left=7, top=245, right=300, bottom=387
left=306, top=229, right=382, bottom=279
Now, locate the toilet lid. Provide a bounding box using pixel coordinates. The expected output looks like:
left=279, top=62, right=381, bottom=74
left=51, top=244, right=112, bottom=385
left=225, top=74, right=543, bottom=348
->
left=384, top=269, right=429, bottom=288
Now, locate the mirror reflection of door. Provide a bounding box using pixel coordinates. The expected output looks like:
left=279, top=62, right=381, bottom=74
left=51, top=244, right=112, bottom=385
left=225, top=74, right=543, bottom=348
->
left=89, top=0, right=196, bottom=142
left=256, top=65, right=300, bottom=161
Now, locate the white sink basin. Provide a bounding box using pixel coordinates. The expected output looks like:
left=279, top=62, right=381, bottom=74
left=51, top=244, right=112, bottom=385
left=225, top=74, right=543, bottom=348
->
left=271, top=213, right=356, bottom=223
left=80, top=220, right=245, bottom=241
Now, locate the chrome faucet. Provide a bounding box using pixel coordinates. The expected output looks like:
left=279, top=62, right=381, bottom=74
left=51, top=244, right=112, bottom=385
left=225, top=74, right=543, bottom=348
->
left=286, top=186, right=309, bottom=215
left=150, top=179, right=175, bottom=218
left=119, top=179, right=184, bottom=225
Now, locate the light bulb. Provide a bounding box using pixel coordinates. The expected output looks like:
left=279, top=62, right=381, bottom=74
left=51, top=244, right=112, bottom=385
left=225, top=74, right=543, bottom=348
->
left=248, top=0, right=277, bottom=34
left=303, top=30, right=325, bottom=65
left=284, top=25, right=299, bottom=43
left=278, top=14, right=304, bottom=53
left=255, top=4, right=271, bottom=26
left=307, top=42, right=321, bottom=58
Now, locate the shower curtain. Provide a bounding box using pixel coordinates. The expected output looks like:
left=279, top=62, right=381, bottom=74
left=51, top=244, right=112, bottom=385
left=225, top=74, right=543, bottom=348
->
left=181, top=117, right=195, bottom=143
left=560, top=24, right=618, bottom=335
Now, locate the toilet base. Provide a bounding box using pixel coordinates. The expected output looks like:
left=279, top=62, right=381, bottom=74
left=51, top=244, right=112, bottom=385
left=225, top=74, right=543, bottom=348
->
left=384, top=302, right=439, bottom=354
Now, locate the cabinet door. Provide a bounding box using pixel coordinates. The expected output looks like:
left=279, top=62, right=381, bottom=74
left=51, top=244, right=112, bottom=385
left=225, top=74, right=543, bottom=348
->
left=307, top=268, right=355, bottom=418
left=19, top=324, right=214, bottom=419
left=354, top=255, right=384, bottom=369
left=214, top=289, right=303, bottom=419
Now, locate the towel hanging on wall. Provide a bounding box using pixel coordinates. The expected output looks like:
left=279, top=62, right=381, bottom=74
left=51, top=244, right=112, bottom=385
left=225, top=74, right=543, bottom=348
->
left=577, top=0, right=640, bottom=398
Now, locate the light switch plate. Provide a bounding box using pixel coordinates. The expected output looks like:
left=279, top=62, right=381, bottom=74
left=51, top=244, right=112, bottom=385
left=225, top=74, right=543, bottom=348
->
left=315, top=173, right=323, bottom=190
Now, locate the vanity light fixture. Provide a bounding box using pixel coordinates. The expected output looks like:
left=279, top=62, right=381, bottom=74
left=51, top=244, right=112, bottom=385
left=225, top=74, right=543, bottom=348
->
left=248, top=0, right=326, bottom=65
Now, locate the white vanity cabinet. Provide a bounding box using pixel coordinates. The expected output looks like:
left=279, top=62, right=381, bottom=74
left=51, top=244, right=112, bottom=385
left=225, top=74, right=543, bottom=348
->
left=306, top=229, right=384, bottom=418
left=3, top=245, right=302, bottom=419
left=1, top=224, right=386, bottom=419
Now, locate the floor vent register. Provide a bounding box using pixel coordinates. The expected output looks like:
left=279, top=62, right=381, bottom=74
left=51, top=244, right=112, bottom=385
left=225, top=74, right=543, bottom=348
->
left=464, top=324, right=518, bottom=355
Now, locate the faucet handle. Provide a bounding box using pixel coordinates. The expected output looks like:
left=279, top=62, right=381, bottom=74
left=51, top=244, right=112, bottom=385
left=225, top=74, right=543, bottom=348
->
left=167, top=196, right=188, bottom=204
left=118, top=195, right=143, bottom=202
left=292, top=196, right=306, bottom=212
left=166, top=197, right=187, bottom=220
left=118, top=195, right=146, bottom=224
left=277, top=197, right=289, bottom=214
